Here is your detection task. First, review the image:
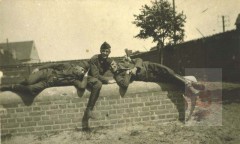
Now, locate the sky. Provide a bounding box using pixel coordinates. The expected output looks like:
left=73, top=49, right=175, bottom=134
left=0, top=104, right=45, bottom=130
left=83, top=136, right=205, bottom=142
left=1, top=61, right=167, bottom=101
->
left=0, top=0, right=239, bottom=62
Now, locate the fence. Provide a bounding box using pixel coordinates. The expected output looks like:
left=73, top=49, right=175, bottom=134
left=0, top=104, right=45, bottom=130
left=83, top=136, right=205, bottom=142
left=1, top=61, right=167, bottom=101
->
left=132, top=30, right=240, bottom=81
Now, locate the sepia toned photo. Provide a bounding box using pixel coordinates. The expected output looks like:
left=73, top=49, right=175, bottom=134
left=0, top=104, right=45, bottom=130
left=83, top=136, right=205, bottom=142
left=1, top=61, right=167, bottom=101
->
left=0, top=0, right=240, bottom=143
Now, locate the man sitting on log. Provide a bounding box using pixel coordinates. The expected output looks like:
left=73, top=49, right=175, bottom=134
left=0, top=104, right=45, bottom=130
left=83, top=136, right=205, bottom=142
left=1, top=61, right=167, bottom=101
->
left=0, top=62, right=89, bottom=96
left=110, top=56, right=205, bottom=96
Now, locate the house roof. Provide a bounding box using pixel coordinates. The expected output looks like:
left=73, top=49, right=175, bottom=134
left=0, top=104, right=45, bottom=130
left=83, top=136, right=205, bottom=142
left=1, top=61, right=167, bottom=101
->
left=0, top=40, right=38, bottom=61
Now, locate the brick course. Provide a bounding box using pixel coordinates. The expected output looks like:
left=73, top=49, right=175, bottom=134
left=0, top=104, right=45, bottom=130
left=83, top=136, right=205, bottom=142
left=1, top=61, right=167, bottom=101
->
left=0, top=82, right=185, bottom=136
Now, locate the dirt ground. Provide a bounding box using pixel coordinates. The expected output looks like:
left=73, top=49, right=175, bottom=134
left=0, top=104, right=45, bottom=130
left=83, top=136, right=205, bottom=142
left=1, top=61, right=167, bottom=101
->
left=2, top=82, right=240, bottom=144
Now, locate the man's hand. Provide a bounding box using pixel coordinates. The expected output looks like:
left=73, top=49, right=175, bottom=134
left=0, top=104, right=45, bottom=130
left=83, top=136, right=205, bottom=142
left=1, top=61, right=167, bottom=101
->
left=84, top=69, right=89, bottom=77
left=108, top=79, right=116, bottom=84
left=126, top=70, right=131, bottom=75
left=124, top=56, right=132, bottom=62
left=32, top=68, right=39, bottom=73
left=130, top=67, right=138, bottom=75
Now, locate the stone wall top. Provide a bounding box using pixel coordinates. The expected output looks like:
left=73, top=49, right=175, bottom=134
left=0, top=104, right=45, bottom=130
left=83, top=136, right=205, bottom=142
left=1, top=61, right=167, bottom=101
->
left=0, top=82, right=179, bottom=106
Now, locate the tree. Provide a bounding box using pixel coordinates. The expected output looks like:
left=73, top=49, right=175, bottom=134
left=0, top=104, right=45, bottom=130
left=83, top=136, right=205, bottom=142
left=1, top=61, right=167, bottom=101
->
left=133, top=0, right=186, bottom=61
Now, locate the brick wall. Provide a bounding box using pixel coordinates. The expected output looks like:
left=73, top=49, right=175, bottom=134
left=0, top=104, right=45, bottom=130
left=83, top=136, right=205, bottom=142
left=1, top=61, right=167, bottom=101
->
left=0, top=82, right=185, bottom=136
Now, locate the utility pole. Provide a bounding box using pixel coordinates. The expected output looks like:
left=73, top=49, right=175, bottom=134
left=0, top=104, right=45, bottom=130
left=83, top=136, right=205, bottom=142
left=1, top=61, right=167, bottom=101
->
left=218, top=15, right=229, bottom=33
left=222, top=16, right=225, bottom=32
left=173, top=0, right=176, bottom=45
left=6, top=38, right=9, bottom=49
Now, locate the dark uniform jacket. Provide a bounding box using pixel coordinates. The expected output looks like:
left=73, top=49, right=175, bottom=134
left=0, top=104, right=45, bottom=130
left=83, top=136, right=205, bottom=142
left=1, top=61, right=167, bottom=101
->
left=88, top=54, right=113, bottom=84
left=114, top=58, right=175, bottom=89
left=38, top=62, right=89, bottom=86
left=114, top=58, right=144, bottom=89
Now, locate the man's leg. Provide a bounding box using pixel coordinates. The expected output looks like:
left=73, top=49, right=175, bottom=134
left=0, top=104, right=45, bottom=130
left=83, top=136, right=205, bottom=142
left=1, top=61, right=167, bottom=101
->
left=84, top=77, right=102, bottom=119
left=1, top=81, right=48, bottom=96
left=20, top=69, right=51, bottom=85
left=0, top=69, right=50, bottom=92
left=73, top=78, right=88, bottom=98
left=21, top=81, right=48, bottom=95
left=149, top=63, right=202, bottom=95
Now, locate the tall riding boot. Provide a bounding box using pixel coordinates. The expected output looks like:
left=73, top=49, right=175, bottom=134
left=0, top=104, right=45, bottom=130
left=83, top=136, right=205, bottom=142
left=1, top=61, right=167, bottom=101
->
left=84, top=108, right=96, bottom=119
left=84, top=81, right=102, bottom=119
left=84, top=88, right=98, bottom=119
left=85, top=92, right=98, bottom=119
left=84, top=88, right=101, bottom=119
left=0, top=84, right=32, bottom=93
left=12, top=84, right=35, bottom=95
left=0, top=85, right=14, bottom=92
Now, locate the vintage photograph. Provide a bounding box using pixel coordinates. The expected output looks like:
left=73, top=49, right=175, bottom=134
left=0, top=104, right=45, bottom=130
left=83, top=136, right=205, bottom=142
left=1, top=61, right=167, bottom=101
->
left=0, top=0, right=240, bottom=143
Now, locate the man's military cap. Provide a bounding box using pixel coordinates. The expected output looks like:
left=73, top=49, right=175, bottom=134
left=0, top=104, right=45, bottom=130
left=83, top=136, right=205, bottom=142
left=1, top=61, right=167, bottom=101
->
left=100, top=42, right=111, bottom=50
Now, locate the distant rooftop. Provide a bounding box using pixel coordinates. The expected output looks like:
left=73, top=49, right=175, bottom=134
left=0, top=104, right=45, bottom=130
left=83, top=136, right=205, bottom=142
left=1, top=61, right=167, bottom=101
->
left=0, top=40, right=40, bottom=63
